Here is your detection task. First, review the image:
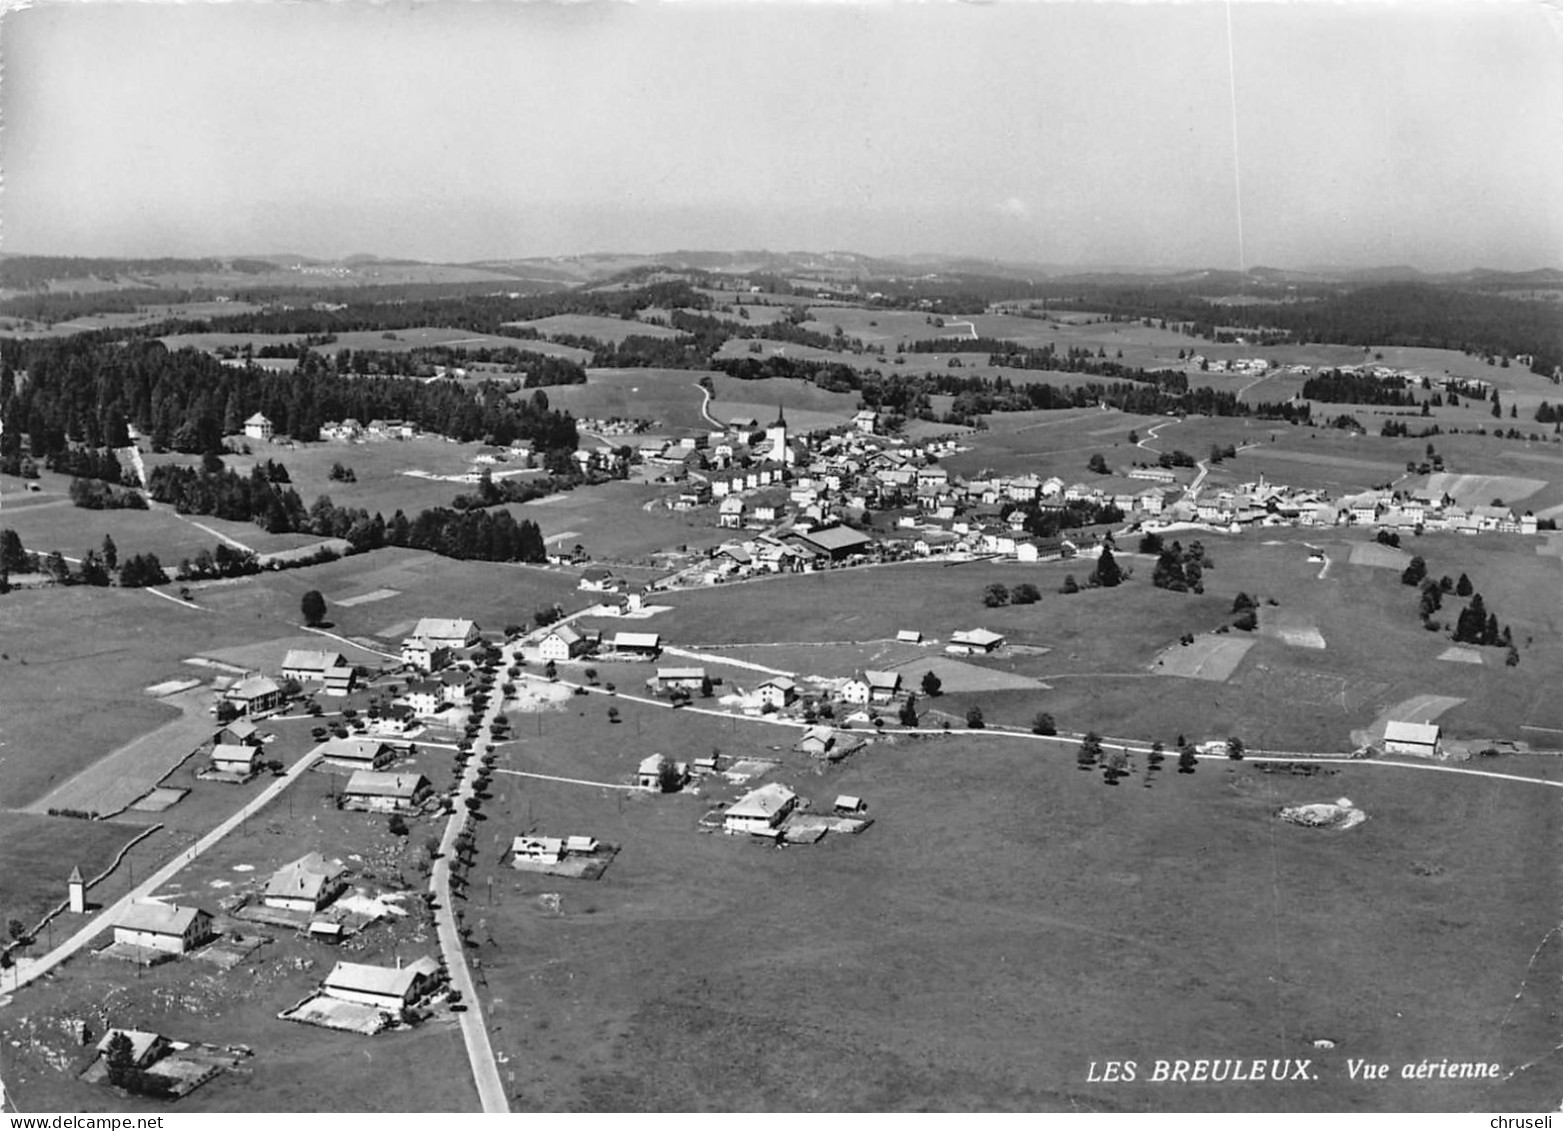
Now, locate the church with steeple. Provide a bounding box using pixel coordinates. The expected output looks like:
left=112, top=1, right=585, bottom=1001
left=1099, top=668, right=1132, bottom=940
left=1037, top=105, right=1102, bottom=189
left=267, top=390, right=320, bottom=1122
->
left=764, top=404, right=794, bottom=465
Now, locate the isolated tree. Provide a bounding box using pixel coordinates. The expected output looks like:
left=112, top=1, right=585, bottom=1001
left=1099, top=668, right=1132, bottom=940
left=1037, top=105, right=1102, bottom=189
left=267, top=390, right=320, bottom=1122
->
left=921, top=670, right=943, bottom=697
left=1077, top=731, right=1103, bottom=770
left=983, top=583, right=1010, bottom=608
left=101, top=533, right=118, bottom=572
left=1148, top=741, right=1165, bottom=768
left=1226, top=736, right=1245, bottom=760
left=1091, top=546, right=1122, bottom=588
left=606, top=706, right=620, bottom=724
left=1087, top=453, right=1109, bottom=475
left=1456, top=572, right=1473, bottom=597
left=104, top=1031, right=136, bottom=1089
left=1031, top=712, right=1056, bottom=736
left=1102, top=746, right=1129, bottom=785
left=544, top=659, right=557, bottom=680
left=1139, top=532, right=1165, bottom=555
left=966, top=706, right=985, bottom=729
left=301, top=589, right=327, bottom=626
left=700, top=674, right=714, bottom=698
left=6, top=918, right=25, bottom=942
left=898, top=695, right=919, bottom=727
left=584, top=667, right=598, bottom=685
left=1400, top=557, right=1427, bottom=587
left=1232, top=592, right=1255, bottom=613
left=1177, top=744, right=1198, bottom=774
left=387, top=813, right=409, bottom=836
left=1061, top=574, right=1080, bottom=595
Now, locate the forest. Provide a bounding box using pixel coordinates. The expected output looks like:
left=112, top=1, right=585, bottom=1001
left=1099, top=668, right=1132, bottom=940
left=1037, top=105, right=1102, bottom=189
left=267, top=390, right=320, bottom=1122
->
left=0, top=336, right=580, bottom=462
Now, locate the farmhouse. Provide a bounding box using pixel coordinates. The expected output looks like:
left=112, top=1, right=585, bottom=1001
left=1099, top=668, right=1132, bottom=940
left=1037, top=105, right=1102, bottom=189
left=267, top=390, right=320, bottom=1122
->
left=264, top=852, right=345, bottom=913
left=280, top=650, right=346, bottom=683
left=841, top=670, right=900, bottom=705
left=243, top=413, right=274, bottom=441
left=637, top=753, right=683, bottom=790
left=322, top=957, right=440, bottom=1011
left=579, top=567, right=618, bottom=592
left=112, top=901, right=214, bottom=954
left=950, top=628, right=1006, bottom=653
left=612, top=631, right=662, bottom=659
left=409, top=618, right=480, bottom=650
left=400, top=637, right=450, bottom=673
left=718, top=497, right=747, bottom=528
left=224, top=675, right=282, bottom=716
left=656, top=666, right=707, bottom=691
left=723, top=782, right=799, bottom=835
left=897, top=630, right=923, bottom=644
left=756, top=675, right=797, bottom=709
left=1383, top=721, right=1441, bottom=758
left=95, top=1030, right=170, bottom=1071
left=314, top=737, right=395, bottom=770
left=539, top=625, right=590, bottom=662
left=512, top=836, right=564, bottom=864
left=340, top=771, right=431, bottom=814
left=210, top=743, right=263, bottom=777
left=404, top=680, right=444, bottom=717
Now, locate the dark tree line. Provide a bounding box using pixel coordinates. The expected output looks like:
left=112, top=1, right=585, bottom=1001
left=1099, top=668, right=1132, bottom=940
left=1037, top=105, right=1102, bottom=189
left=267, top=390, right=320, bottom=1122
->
left=0, top=336, right=579, bottom=462
left=1301, top=370, right=1419, bottom=405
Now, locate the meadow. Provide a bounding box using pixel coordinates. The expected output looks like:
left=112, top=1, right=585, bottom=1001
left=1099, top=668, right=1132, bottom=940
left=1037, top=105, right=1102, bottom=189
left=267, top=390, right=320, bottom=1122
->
left=537, top=368, right=721, bottom=434
left=462, top=696, right=1563, bottom=1112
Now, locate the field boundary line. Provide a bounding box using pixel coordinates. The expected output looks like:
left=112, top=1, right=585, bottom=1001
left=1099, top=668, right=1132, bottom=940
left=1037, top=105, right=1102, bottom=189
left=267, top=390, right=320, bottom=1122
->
left=298, top=624, right=401, bottom=661
left=143, top=586, right=203, bottom=611
left=492, top=768, right=639, bottom=791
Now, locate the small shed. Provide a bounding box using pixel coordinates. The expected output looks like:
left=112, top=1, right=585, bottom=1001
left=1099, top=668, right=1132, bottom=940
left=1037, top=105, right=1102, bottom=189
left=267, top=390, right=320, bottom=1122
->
left=834, top=795, right=868, bottom=814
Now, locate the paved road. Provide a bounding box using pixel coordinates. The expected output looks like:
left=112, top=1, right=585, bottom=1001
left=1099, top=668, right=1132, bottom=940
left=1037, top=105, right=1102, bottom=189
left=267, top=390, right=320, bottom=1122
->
left=425, top=639, right=524, bottom=1113
left=3, top=752, right=323, bottom=996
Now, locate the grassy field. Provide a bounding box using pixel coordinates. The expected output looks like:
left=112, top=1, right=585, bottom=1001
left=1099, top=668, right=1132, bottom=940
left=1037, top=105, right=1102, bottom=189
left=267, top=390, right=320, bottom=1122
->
left=458, top=702, right=1563, bottom=1112
left=192, top=546, right=587, bottom=643
left=502, top=482, right=729, bottom=564
left=934, top=409, right=1174, bottom=480
left=537, top=369, right=721, bottom=434
left=644, top=533, right=1563, bottom=751
left=507, top=314, right=683, bottom=345
left=0, top=470, right=315, bottom=562
left=0, top=814, right=160, bottom=932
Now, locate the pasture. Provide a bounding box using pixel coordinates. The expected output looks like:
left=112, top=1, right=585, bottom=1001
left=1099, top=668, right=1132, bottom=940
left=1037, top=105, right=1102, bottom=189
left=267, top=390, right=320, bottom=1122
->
left=0, top=814, right=160, bottom=932
left=507, top=313, right=684, bottom=345
left=536, top=368, right=720, bottom=433
left=462, top=710, right=1563, bottom=1112
left=938, top=409, right=1173, bottom=479
left=0, top=587, right=270, bottom=809
left=503, top=481, right=729, bottom=563
left=191, top=546, right=586, bottom=644
left=1150, top=633, right=1256, bottom=680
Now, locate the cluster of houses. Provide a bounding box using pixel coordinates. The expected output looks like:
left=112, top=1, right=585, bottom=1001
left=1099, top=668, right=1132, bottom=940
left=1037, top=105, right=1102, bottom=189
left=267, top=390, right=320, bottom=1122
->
left=317, top=418, right=419, bottom=443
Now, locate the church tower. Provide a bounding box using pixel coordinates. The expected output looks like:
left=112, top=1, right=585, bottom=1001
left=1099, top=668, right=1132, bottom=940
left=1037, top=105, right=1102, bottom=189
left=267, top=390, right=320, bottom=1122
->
left=765, top=404, right=790, bottom=464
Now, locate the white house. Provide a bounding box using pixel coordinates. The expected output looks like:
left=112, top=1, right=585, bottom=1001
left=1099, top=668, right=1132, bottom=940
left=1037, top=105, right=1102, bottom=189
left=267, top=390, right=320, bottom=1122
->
left=264, top=852, right=345, bottom=913
left=755, top=676, right=797, bottom=709
left=723, top=782, right=799, bottom=835
left=512, top=835, right=564, bottom=864
left=210, top=743, right=263, bottom=777
left=400, top=637, right=450, bottom=673
left=404, top=679, right=444, bottom=717
left=719, top=497, right=747, bottom=528
left=112, top=901, right=213, bottom=954
left=280, top=650, right=345, bottom=683
left=409, top=618, right=480, bottom=650
left=539, top=625, right=590, bottom=663
left=340, top=771, right=431, bottom=814
left=1383, top=721, right=1441, bottom=759
left=950, top=628, right=1005, bottom=653
left=225, top=674, right=282, bottom=716
left=322, top=957, right=440, bottom=1010
left=841, top=670, right=900, bottom=705
left=243, top=413, right=274, bottom=442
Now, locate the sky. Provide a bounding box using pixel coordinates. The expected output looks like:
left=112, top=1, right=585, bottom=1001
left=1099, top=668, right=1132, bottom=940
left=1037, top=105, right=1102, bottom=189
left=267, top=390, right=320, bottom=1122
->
left=2, top=0, right=1560, bottom=272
